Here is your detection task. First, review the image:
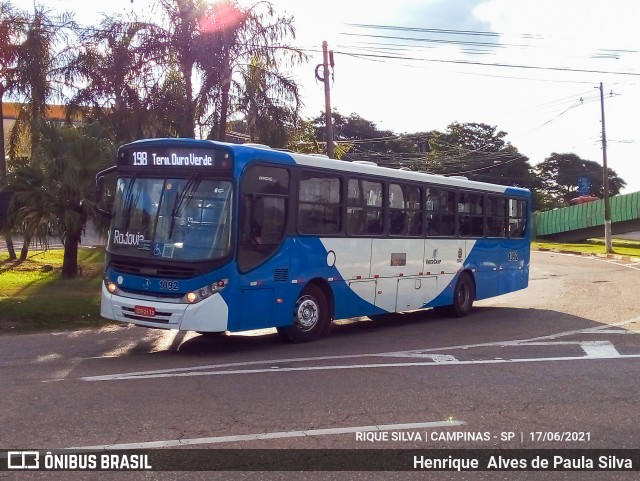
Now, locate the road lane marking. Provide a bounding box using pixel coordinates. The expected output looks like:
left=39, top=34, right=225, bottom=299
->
left=69, top=420, right=466, bottom=450
left=378, top=352, right=458, bottom=362
left=579, top=341, right=621, bottom=358
left=76, top=315, right=640, bottom=383
left=507, top=341, right=621, bottom=357
left=81, top=353, right=640, bottom=382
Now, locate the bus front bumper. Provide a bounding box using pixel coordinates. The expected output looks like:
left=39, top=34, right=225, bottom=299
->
left=100, top=283, right=229, bottom=332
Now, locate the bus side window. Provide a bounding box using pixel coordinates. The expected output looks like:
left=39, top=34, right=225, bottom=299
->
left=261, top=197, right=286, bottom=244
left=389, top=183, right=422, bottom=237
left=388, top=183, right=405, bottom=235
left=426, top=188, right=455, bottom=237
left=347, top=207, right=365, bottom=235
left=508, top=198, right=527, bottom=238
left=458, top=191, right=484, bottom=237
left=486, top=196, right=506, bottom=238
left=298, top=173, right=342, bottom=235
left=364, top=180, right=383, bottom=235
left=346, top=178, right=382, bottom=236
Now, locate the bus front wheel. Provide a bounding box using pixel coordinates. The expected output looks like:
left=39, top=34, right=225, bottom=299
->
left=277, top=285, right=330, bottom=343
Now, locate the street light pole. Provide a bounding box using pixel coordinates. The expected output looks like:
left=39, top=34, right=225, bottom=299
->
left=598, top=82, right=613, bottom=254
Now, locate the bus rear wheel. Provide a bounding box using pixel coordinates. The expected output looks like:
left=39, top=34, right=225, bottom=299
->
left=451, top=272, right=475, bottom=317
left=277, top=285, right=330, bottom=343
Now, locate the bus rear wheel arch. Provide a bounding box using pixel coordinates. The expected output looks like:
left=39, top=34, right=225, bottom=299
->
left=277, top=283, right=332, bottom=343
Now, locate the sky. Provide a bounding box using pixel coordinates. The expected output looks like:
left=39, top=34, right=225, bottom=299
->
left=14, top=0, right=640, bottom=194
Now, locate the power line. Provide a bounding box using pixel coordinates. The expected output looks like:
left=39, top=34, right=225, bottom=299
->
left=331, top=48, right=640, bottom=77
left=346, top=23, right=506, bottom=38
left=339, top=32, right=519, bottom=50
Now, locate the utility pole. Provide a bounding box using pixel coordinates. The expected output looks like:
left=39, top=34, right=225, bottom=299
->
left=315, top=41, right=334, bottom=158
left=598, top=82, right=613, bottom=254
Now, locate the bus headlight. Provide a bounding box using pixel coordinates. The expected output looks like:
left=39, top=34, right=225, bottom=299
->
left=104, top=276, right=119, bottom=294
left=183, top=279, right=228, bottom=304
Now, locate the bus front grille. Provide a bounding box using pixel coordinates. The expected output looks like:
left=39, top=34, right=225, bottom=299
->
left=110, top=260, right=197, bottom=279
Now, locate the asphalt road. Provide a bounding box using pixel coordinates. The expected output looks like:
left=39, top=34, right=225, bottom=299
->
left=1, top=251, right=640, bottom=480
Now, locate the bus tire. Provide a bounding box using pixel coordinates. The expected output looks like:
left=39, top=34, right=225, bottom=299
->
left=451, top=271, right=475, bottom=317
left=277, top=285, right=330, bottom=343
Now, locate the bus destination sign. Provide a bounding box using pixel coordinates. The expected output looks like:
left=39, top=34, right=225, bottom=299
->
left=118, top=147, right=232, bottom=170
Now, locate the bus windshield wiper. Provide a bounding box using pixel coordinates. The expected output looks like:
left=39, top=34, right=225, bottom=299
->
left=121, top=174, right=138, bottom=231
left=168, top=173, right=201, bottom=238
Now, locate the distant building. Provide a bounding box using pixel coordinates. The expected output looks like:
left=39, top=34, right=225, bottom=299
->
left=2, top=102, right=89, bottom=143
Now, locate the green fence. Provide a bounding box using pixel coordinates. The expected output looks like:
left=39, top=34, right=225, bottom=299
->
left=535, top=191, right=640, bottom=237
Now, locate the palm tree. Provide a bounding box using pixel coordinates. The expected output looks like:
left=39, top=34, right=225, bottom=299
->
left=7, top=6, right=74, bottom=259
left=66, top=16, right=162, bottom=143
left=0, top=1, right=26, bottom=260
left=8, top=6, right=74, bottom=164
left=236, top=55, right=301, bottom=146
left=209, top=0, right=306, bottom=141
left=152, top=0, right=305, bottom=140
left=7, top=123, right=115, bottom=277
left=155, top=0, right=225, bottom=138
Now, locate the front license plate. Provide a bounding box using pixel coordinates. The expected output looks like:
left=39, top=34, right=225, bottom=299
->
left=135, top=305, right=156, bottom=317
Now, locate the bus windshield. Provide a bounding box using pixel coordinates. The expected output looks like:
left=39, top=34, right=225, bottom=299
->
left=108, top=176, right=233, bottom=261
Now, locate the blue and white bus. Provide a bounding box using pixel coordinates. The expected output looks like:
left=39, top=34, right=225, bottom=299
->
left=96, top=138, right=530, bottom=342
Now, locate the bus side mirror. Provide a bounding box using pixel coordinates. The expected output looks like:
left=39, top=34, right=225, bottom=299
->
left=96, top=166, right=117, bottom=218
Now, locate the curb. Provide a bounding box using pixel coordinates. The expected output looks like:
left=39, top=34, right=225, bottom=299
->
left=533, top=247, right=640, bottom=263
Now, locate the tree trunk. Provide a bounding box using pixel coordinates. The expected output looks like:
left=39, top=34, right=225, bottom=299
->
left=61, top=228, right=81, bottom=278
left=218, top=75, right=231, bottom=142
left=181, top=59, right=196, bottom=138
left=0, top=89, right=14, bottom=260
left=0, top=88, right=6, bottom=179
left=217, top=40, right=232, bottom=142
left=19, top=233, right=31, bottom=261
left=4, top=233, right=17, bottom=260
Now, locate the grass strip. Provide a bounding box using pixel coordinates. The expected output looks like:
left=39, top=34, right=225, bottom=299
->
left=0, top=248, right=112, bottom=333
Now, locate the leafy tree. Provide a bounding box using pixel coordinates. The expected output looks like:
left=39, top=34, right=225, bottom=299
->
left=312, top=111, right=415, bottom=162
left=310, top=116, right=537, bottom=188
left=313, top=111, right=380, bottom=145
left=426, top=122, right=536, bottom=189
left=286, top=119, right=322, bottom=154
left=6, top=123, right=115, bottom=275
left=536, top=152, right=626, bottom=209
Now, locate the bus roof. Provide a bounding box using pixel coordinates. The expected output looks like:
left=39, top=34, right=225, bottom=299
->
left=289, top=151, right=530, bottom=197
left=118, top=138, right=530, bottom=198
